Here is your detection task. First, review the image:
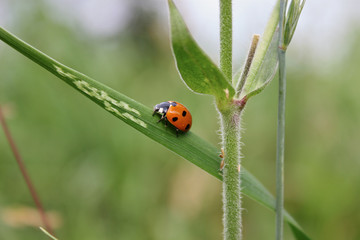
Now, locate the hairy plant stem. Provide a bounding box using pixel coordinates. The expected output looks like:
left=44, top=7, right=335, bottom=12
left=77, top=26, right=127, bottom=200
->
left=220, top=0, right=232, bottom=81
left=219, top=107, right=242, bottom=240
left=276, top=0, right=287, bottom=239
left=219, top=0, right=242, bottom=239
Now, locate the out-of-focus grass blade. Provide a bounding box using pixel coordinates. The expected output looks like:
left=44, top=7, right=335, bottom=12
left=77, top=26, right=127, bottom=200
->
left=39, top=227, right=58, bottom=240
left=0, top=26, right=310, bottom=240
left=169, top=0, right=235, bottom=101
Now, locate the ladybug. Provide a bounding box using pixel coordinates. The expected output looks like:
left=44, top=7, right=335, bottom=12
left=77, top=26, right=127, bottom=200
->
left=153, top=101, right=192, bottom=135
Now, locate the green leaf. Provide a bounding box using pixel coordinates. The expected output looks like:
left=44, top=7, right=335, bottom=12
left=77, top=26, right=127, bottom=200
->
left=168, top=0, right=235, bottom=101
left=240, top=0, right=280, bottom=100
left=0, top=26, right=310, bottom=240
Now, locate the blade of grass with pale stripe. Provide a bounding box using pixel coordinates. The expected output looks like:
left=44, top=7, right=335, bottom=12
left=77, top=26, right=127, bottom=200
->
left=0, top=26, right=310, bottom=240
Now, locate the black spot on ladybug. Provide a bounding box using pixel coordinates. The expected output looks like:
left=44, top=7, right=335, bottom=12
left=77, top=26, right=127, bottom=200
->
left=182, top=111, right=187, bottom=117
left=185, top=124, right=190, bottom=130
left=172, top=117, right=178, bottom=122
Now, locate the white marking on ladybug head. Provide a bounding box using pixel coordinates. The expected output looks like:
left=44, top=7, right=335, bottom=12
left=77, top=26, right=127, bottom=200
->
left=159, top=108, right=164, bottom=113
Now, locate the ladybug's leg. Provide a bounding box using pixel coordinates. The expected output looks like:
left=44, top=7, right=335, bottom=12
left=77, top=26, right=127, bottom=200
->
left=157, top=113, right=167, bottom=123
left=159, top=116, right=168, bottom=127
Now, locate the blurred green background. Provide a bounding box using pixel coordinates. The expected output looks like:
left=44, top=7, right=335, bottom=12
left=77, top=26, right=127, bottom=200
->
left=1, top=0, right=360, bottom=239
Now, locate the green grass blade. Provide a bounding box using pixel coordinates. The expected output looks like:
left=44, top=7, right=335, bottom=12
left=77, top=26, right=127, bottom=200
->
left=284, top=0, right=306, bottom=48
left=0, top=26, right=310, bottom=240
left=168, top=0, right=235, bottom=101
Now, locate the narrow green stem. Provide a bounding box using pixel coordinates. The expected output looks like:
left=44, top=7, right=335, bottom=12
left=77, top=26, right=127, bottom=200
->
left=220, top=0, right=232, bottom=81
left=276, top=49, right=286, bottom=240
left=220, top=108, right=242, bottom=240
left=276, top=1, right=287, bottom=240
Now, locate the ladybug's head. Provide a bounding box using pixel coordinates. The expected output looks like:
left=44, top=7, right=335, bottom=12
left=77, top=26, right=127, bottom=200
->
left=153, top=101, right=173, bottom=115
left=153, top=104, right=162, bottom=114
